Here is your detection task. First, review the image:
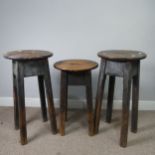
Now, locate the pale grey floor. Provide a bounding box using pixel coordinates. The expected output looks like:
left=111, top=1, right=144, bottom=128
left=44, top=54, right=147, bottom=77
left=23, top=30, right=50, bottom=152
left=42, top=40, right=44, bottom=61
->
left=0, top=107, right=155, bottom=155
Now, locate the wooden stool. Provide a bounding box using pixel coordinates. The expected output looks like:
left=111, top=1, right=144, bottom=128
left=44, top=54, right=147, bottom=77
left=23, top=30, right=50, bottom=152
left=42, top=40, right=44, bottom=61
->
left=94, top=50, right=147, bottom=147
left=4, top=50, right=57, bottom=145
left=54, top=59, right=98, bottom=136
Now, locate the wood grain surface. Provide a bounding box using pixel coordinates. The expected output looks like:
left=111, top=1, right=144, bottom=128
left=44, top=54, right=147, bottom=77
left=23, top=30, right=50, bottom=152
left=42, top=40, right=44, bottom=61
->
left=54, top=59, right=98, bottom=72
left=4, top=50, right=53, bottom=60
left=98, top=50, right=147, bottom=61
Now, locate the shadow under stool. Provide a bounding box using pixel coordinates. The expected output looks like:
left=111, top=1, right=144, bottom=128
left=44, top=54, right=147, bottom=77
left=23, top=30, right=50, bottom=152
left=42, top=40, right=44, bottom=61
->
left=54, top=59, right=98, bottom=136
left=4, top=50, right=57, bottom=145
left=94, top=50, right=146, bottom=147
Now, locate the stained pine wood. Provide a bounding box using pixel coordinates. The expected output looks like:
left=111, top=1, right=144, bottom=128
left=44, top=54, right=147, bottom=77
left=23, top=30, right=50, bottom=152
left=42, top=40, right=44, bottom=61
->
left=38, top=75, right=48, bottom=122
left=120, top=64, right=132, bottom=147
left=4, top=50, right=53, bottom=60
left=13, top=61, right=19, bottom=130
left=131, top=61, right=140, bottom=133
left=94, top=60, right=107, bottom=134
left=105, top=76, right=115, bottom=123
left=94, top=50, right=147, bottom=147
left=4, top=50, right=57, bottom=145
left=54, top=59, right=98, bottom=72
left=16, top=62, right=27, bottom=145
left=55, top=59, right=97, bottom=136
left=98, top=50, right=146, bottom=61
left=85, top=71, right=94, bottom=136
left=59, top=71, right=68, bottom=136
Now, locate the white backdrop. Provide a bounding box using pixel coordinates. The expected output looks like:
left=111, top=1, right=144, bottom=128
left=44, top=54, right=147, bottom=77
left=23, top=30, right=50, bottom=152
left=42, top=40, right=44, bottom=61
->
left=0, top=0, right=155, bottom=107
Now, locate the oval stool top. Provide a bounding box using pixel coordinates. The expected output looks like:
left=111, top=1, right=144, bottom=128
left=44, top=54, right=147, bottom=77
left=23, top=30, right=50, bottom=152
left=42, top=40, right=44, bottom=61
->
left=98, top=50, right=147, bottom=61
left=54, top=59, right=98, bottom=72
left=4, top=50, right=53, bottom=60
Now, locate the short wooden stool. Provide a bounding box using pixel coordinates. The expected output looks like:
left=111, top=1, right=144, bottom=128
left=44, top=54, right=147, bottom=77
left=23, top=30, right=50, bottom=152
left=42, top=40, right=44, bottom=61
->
left=54, top=59, right=98, bottom=136
left=94, top=50, right=146, bottom=147
left=4, top=50, right=57, bottom=145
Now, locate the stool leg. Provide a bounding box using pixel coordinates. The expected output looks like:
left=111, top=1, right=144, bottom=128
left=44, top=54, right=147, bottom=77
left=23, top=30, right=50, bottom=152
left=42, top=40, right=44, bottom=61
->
left=120, top=71, right=131, bottom=147
left=38, top=75, right=48, bottom=122
left=106, top=76, right=115, bottom=123
left=59, top=71, right=68, bottom=136
left=13, top=64, right=19, bottom=129
left=65, top=100, right=68, bottom=121
left=16, top=63, right=27, bottom=145
left=85, top=71, right=94, bottom=136
left=94, top=60, right=106, bottom=134
left=64, top=76, right=68, bottom=122
left=44, top=62, right=57, bottom=134
left=131, top=62, right=140, bottom=133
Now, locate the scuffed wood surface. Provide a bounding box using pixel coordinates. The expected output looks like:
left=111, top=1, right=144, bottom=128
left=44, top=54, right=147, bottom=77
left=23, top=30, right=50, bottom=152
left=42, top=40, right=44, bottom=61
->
left=4, top=50, right=53, bottom=60
left=98, top=50, right=147, bottom=61
left=54, top=59, right=98, bottom=72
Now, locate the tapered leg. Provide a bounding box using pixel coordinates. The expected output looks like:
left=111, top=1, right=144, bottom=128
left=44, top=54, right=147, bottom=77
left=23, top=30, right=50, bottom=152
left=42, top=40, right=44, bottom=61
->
left=13, top=62, right=19, bottom=129
left=94, top=60, right=107, bottom=134
left=38, top=75, right=48, bottom=122
left=64, top=78, right=68, bottom=122
left=85, top=71, right=94, bottom=136
left=131, top=62, right=140, bottom=133
left=106, top=76, right=115, bottom=123
left=59, top=71, right=68, bottom=136
left=44, top=61, right=57, bottom=134
left=65, top=101, right=68, bottom=121
left=120, top=70, right=131, bottom=147
left=16, top=63, right=27, bottom=145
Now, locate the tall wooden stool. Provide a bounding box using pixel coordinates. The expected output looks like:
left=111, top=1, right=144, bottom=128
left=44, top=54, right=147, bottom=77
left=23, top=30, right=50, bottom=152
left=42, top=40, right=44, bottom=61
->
left=4, top=50, right=57, bottom=145
left=94, top=50, right=146, bottom=147
left=54, top=59, right=98, bottom=136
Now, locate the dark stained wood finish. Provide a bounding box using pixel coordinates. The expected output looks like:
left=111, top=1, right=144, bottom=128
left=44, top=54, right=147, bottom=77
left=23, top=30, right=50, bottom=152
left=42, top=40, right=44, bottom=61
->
left=131, top=61, right=140, bottom=133
left=59, top=71, right=68, bottom=136
left=120, top=63, right=132, bottom=147
left=94, top=60, right=107, bottom=134
left=98, top=50, right=146, bottom=61
left=85, top=71, right=94, bottom=136
left=54, top=59, right=97, bottom=136
left=105, top=76, right=115, bottom=123
left=4, top=50, right=57, bottom=145
left=38, top=75, right=48, bottom=122
left=16, top=62, right=27, bottom=145
left=54, top=59, right=98, bottom=72
left=94, top=50, right=147, bottom=147
left=13, top=61, right=19, bottom=129
left=44, top=61, right=57, bottom=134
left=4, top=50, right=53, bottom=60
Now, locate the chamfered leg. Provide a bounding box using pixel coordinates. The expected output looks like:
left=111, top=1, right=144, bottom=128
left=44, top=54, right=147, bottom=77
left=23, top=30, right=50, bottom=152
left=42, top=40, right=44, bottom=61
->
left=85, top=71, right=94, bottom=136
left=16, top=62, right=27, bottom=145
left=44, top=61, right=57, bottom=134
left=13, top=61, right=19, bottom=129
left=120, top=66, right=131, bottom=147
left=105, top=75, right=115, bottom=123
left=59, top=71, right=68, bottom=136
left=131, top=61, right=140, bottom=133
left=94, top=59, right=107, bottom=134
left=38, top=75, right=48, bottom=122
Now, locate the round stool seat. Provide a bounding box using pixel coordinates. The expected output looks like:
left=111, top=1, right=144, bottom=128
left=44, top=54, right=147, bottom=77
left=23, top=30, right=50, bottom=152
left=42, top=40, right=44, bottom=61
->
left=4, top=50, right=53, bottom=60
left=54, top=59, right=98, bottom=72
left=98, top=50, right=147, bottom=61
